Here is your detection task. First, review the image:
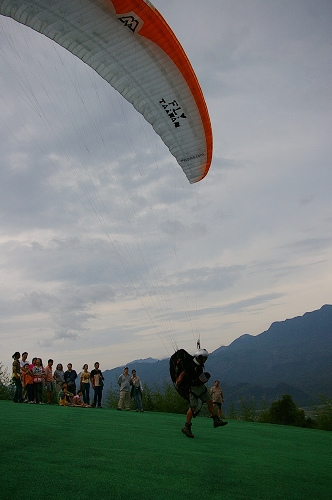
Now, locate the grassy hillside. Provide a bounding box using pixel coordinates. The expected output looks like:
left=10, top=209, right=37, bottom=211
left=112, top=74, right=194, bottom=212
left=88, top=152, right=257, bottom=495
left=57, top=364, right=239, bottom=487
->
left=0, top=401, right=330, bottom=500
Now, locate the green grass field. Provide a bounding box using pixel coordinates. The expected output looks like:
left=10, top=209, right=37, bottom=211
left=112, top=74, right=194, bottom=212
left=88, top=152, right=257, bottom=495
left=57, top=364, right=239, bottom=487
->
left=0, top=401, right=331, bottom=500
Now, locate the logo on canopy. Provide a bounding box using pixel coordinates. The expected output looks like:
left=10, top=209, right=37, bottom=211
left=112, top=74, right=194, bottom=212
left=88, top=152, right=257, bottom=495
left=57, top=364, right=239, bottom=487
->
left=117, top=12, right=144, bottom=33
left=159, top=99, right=187, bottom=128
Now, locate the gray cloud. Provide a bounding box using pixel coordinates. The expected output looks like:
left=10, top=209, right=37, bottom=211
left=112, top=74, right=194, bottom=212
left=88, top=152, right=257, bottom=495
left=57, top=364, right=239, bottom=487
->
left=195, top=293, right=285, bottom=318
left=0, top=0, right=331, bottom=370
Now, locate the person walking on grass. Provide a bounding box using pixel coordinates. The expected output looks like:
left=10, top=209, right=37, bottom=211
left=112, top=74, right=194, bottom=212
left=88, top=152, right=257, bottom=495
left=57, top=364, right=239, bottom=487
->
left=175, top=349, right=228, bottom=438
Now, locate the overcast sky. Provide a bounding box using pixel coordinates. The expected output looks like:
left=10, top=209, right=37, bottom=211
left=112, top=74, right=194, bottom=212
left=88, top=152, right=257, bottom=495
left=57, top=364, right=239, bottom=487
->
left=1, top=0, right=331, bottom=374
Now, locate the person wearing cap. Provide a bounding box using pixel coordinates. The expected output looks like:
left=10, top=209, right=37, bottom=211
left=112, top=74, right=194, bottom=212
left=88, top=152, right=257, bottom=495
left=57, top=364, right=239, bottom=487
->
left=117, top=367, right=132, bottom=410
left=176, top=348, right=228, bottom=438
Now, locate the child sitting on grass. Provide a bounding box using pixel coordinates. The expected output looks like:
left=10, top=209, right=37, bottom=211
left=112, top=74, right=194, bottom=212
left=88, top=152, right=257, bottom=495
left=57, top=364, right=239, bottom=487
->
left=73, top=390, right=91, bottom=407
left=58, top=383, right=74, bottom=406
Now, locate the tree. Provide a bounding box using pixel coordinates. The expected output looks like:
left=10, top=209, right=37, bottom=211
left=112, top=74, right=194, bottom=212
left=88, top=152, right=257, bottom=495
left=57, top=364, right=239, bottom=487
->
left=239, top=396, right=257, bottom=421
left=105, top=383, right=119, bottom=408
left=316, top=397, right=332, bottom=431
left=0, top=362, right=13, bottom=400
left=161, top=383, right=188, bottom=414
left=259, top=394, right=306, bottom=427
left=105, top=381, right=189, bottom=414
left=228, top=401, right=238, bottom=420
left=141, top=383, right=154, bottom=411
left=134, top=382, right=187, bottom=413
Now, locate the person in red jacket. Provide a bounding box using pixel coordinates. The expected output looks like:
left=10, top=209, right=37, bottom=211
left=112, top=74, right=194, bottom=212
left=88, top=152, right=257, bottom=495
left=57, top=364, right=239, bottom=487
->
left=21, top=363, right=34, bottom=403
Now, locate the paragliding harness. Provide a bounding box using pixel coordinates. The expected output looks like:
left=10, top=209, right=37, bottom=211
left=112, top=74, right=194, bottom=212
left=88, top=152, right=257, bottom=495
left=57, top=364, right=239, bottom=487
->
left=170, top=348, right=210, bottom=418
left=169, top=349, right=193, bottom=402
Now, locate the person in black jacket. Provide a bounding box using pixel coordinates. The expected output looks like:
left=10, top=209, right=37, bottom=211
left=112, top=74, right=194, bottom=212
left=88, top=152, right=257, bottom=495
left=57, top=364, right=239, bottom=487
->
left=176, top=348, right=228, bottom=438
left=64, top=363, right=77, bottom=395
left=90, top=362, right=104, bottom=408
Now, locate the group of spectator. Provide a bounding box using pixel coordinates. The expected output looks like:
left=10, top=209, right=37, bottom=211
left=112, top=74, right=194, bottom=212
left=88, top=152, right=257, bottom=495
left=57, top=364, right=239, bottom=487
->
left=117, top=366, right=144, bottom=412
left=11, top=351, right=104, bottom=408
left=11, top=351, right=144, bottom=412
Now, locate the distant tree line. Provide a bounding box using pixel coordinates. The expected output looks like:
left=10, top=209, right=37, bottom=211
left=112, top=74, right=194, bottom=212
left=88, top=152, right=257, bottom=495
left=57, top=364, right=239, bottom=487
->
left=224, top=393, right=332, bottom=431
left=105, top=382, right=189, bottom=414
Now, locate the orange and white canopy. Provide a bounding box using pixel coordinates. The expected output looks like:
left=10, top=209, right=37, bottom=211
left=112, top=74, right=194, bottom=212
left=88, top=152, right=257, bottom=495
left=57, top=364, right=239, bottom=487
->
left=0, top=0, right=212, bottom=183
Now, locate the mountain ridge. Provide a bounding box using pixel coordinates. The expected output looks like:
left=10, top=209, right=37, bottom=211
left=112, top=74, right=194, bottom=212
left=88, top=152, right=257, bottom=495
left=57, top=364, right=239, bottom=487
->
left=102, top=304, right=332, bottom=409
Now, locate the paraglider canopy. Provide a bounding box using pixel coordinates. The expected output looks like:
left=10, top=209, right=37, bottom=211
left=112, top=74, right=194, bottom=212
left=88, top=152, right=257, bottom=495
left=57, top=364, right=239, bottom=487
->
left=0, top=0, right=212, bottom=183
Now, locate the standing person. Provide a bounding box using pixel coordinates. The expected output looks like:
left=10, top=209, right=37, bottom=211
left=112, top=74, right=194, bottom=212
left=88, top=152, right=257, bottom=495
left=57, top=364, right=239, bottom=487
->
left=21, top=363, right=34, bottom=403
left=12, top=352, right=23, bottom=403
left=32, top=358, right=45, bottom=404
left=53, top=363, right=65, bottom=394
left=20, top=352, right=30, bottom=369
left=20, top=352, right=30, bottom=402
left=29, top=358, right=37, bottom=403
left=131, top=369, right=144, bottom=412
left=117, top=367, right=132, bottom=411
left=90, top=362, right=104, bottom=408
left=210, top=380, right=225, bottom=418
left=64, top=363, right=77, bottom=395
left=44, top=359, right=54, bottom=404
left=29, top=358, right=37, bottom=371
left=175, top=349, right=228, bottom=438
left=80, top=364, right=91, bottom=405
